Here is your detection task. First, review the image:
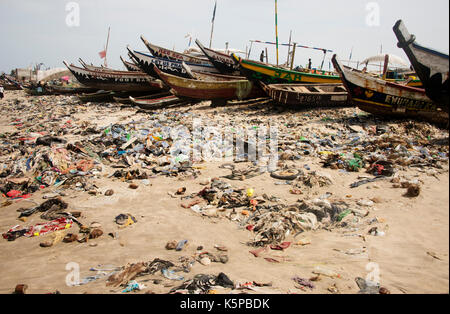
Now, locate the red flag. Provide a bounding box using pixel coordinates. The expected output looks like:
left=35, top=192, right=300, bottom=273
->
left=99, top=50, right=106, bottom=59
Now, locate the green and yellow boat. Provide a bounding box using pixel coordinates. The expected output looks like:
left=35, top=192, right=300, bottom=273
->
left=231, top=54, right=422, bottom=87
left=231, top=53, right=341, bottom=84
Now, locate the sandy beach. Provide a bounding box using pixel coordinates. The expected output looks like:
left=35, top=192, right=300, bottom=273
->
left=0, top=90, right=448, bottom=294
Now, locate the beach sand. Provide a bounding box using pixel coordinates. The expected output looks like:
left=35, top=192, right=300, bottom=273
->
left=0, top=91, right=448, bottom=294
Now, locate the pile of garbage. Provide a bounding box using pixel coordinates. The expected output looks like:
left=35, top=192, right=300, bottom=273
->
left=280, top=120, right=449, bottom=174
left=0, top=92, right=448, bottom=294
left=77, top=256, right=236, bottom=294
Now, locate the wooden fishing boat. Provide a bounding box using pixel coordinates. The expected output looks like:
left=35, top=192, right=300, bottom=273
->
left=120, top=56, right=141, bottom=72
left=46, top=85, right=98, bottom=95
left=24, top=87, right=53, bottom=96
left=332, top=55, right=448, bottom=125
left=24, top=83, right=96, bottom=96
left=232, top=54, right=341, bottom=84
left=1, top=76, right=23, bottom=90
left=393, top=20, right=449, bottom=110
left=63, top=61, right=166, bottom=92
left=2, top=83, right=23, bottom=91
left=127, top=48, right=220, bottom=79
left=114, top=91, right=172, bottom=104
left=261, top=83, right=349, bottom=107
left=141, top=35, right=211, bottom=65
left=130, top=94, right=184, bottom=110
left=78, top=58, right=112, bottom=72
left=78, top=90, right=115, bottom=103
left=195, top=39, right=241, bottom=75
left=385, top=76, right=423, bottom=88
left=152, top=64, right=265, bottom=101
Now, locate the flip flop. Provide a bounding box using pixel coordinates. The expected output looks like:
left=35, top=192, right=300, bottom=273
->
left=264, top=257, right=281, bottom=263
left=63, top=233, right=78, bottom=243
left=249, top=247, right=268, bottom=257
left=175, top=240, right=188, bottom=251
left=270, top=242, right=292, bottom=250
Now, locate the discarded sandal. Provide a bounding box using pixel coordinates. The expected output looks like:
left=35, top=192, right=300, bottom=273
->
left=270, top=242, right=291, bottom=250
left=63, top=233, right=78, bottom=243
left=89, top=228, right=103, bottom=239
left=165, top=240, right=177, bottom=250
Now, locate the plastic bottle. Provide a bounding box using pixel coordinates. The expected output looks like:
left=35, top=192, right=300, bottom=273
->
left=313, top=266, right=340, bottom=278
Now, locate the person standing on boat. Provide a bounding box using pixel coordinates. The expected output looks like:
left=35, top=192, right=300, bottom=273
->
left=308, top=58, right=312, bottom=70
left=0, top=85, right=4, bottom=99
left=260, top=50, right=265, bottom=62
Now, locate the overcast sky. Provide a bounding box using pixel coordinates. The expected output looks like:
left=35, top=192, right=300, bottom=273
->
left=0, top=0, right=448, bottom=73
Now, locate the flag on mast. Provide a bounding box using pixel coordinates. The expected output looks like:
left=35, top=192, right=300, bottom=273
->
left=99, top=50, right=106, bottom=59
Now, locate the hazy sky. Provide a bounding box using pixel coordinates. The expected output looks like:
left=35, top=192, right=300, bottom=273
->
left=1, top=0, right=448, bottom=73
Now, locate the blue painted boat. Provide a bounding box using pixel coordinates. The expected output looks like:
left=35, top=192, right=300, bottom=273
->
left=127, top=47, right=219, bottom=79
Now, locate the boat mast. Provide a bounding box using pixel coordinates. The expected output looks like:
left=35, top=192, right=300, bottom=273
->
left=286, top=30, right=292, bottom=65
left=290, top=42, right=297, bottom=70
left=348, top=47, right=353, bottom=66
left=275, top=0, right=279, bottom=66
left=104, top=27, right=111, bottom=68
left=379, top=43, right=383, bottom=74
left=320, top=50, right=327, bottom=70
left=382, top=54, right=389, bottom=78
left=209, top=0, right=217, bottom=49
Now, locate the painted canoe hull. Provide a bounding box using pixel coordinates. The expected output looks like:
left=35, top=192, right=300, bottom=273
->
left=24, top=88, right=53, bottom=96
left=153, top=65, right=265, bottom=101
left=232, top=54, right=342, bottom=85
left=78, top=90, right=115, bottom=102
left=128, top=49, right=219, bottom=79
left=1, top=76, right=23, bottom=90
left=393, top=20, right=449, bottom=109
left=64, top=61, right=165, bottom=92
left=78, top=59, right=113, bottom=72
left=120, top=56, right=140, bottom=72
left=332, top=55, right=448, bottom=125
left=2, top=84, right=23, bottom=91
left=262, top=83, right=350, bottom=107
left=141, top=36, right=211, bottom=66
left=195, top=39, right=241, bottom=75
left=130, top=95, right=183, bottom=109
left=384, top=78, right=423, bottom=88
left=47, top=85, right=98, bottom=95
left=114, top=91, right=172, bottom=104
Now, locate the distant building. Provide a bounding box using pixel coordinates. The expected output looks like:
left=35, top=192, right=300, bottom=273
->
left=36, top=68, right=69, bottom=82
left=15, top=68, right=33, bottom=82
left=13, top=67, right=72, bottom=83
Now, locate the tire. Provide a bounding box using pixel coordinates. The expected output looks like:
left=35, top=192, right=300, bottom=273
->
left=270, top=169, right=301, bottom=181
